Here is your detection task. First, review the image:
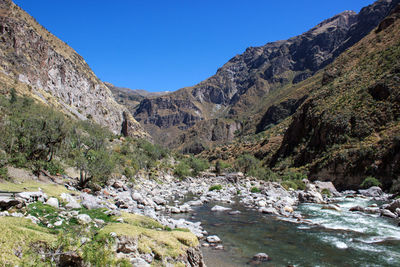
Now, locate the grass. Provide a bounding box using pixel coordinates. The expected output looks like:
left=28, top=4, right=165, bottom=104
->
left=250, top=187, right=261, bottom=193
left=100, top=213, right=198, bottom=262
left=0, top=217, right=55, bottom=266
left=0, top=181, right=74, bottom=198
left=209, top=184, right=222, bottom=191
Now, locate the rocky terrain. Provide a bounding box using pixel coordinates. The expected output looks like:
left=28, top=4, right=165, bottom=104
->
left=132, top=0, right=398, bottom=151
left=2, top=167, right=399, bottom=266
left=0, top=0, right=147, bottom=138
left=106, top=82, right=170, bottom=114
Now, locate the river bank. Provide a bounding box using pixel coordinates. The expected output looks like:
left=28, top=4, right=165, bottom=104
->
left=2, top=170, right=400, bottom=266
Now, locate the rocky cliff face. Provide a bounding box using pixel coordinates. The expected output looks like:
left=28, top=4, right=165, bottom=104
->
left=133, top=0, right=397, bottom=149
left=269, top=4, right=400, bottom=190
left=0, top=0, right=147, bottom=138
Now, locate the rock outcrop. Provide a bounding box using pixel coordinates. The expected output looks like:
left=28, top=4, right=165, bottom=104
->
left=0, top=0, right=147, bottom=138
left=270, top=2, right=400, bottom=190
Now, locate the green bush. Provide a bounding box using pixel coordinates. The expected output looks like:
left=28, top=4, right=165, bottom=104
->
left=0, top=167, right=8, bottom=180
left=281, top=180, right=298, bottom=190
left=235, top=154, right=260, bottom=174
left=42, top=160, right=64, bottom=175
left=188, top=157, right=209, bottom=176
left=174, top=161, right=191, bottom=179
left=360, top=176, right=381, bottom=189
left=321, top=188, right=331, bottom=196
left=209, top=184, right=222, bottom=191
left=215, top=160, right=231, bottom=175
left=250, top=187, right=261, bottom=193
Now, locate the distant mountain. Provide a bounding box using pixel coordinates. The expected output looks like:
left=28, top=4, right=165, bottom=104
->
left=0, top=0, right=148, bottom=138
left=105, top=82, right=170, bottom=114
left=132, top=0, right=398, bottom=151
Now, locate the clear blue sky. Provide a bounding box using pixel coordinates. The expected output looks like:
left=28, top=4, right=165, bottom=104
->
left=14, top=0, right=374, bottom=92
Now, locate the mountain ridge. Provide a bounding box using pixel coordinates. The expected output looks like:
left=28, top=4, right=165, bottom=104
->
left=132, top=0, right=398, bottom=151
left=0, top=0, right=148, bottom=138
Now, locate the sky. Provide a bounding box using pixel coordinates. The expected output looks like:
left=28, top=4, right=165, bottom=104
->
left=14, top=0, right=374, bottom=92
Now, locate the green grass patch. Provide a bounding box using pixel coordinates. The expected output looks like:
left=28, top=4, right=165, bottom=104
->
left=360, top=176, right=381, bottom=189
left=0, top=181, right=74, bottom=198
left=0, top=217, right=55, bottom=266
left=250, top=187, right=261, bottom=193
left=209, top=184, right=223, bottom=191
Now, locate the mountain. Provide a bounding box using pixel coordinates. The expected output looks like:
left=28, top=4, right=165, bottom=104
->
left=133, top=0, right=398, bottom=151
left=268, top=4, right=400, bottom=190
left=0, top=0, right=148, bottom=138
left=203, top=3, right=400, bottom=191
left=105, top=82, right=170, bottom=114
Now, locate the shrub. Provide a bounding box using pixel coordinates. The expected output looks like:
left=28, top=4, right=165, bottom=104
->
left=360, top=176, right=381, bottom=189
left=174, top=161, right=191, bottom=179
left=188, top=157, right=209, bottom=176
left=321, top=188, right=331, bottom=196
left=209, top=184, right=222, bottom=191
left=215, top=160, right=231, bottom=175
left=250, top=187, right=261, bottom=193
left=42, top=160, right=64, bottom=175
left=235, top=154, right=260, bottom=174
left=281, top=180, right=298, bottom=190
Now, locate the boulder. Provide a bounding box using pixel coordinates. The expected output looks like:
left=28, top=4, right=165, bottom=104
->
left=116, top=236, right=138, bottom=254
left=112, top=181, right=124, bottom=189
left=298, top=191, right=324, bottom=204
left=228, top=210, right=241, bottom=215
left=322, top=204, right=341, bottom=212
left=77, top=214, right=92, bottom=224
left=314, top=181, right=340, bottom=196
left=358, top=186, right=383, bottom=197
left=381, top=209, right=397, bottom=219
left=211, top=205, right=231, bottom=212
left=45, top=197, right=59, bottom=208
left=258, top=207, right=279, bottom=215
left=26, top=214, right=40, bottom=224
left=186, top=246, right=206, bottom=267
left=81, top=193, right=103, bottom=210
left=387, top=199, right=400, bottom=213
left=206, top=235, right=221, bottom=243
left=130, top=258, right=150, bottom=267
left=153, top=196, right=166, bottom=205
left=0, top=198, right=22, bottom=211
left=16, top=191, right=47, bottom=203
left=349, top=205, right=365, bottom=212
left=170, top=207, right=181, bottom=213
left=253, top=253, right=269, bottom=262
left=283, top=206, right=294, bottom=213
left=60, top=193, right=81, bottom=209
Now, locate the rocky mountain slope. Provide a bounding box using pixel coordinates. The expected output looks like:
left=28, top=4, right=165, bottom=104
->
left=105, top=82, right=170, bottom=114
left=269, top=5, right=400, bottom=190
left=133, top=0, right=398, bottom=150
left=0, top=0, right=147, bottom=138
left=203, top=3, right=400, bottom=191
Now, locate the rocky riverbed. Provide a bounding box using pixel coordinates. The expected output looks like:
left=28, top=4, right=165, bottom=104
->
left=1, top=171, right=400, bottom=266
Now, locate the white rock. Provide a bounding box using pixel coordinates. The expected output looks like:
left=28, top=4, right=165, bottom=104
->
left=46, top=197, right=59, bottom=208
left=77, top=214, right=92, bottom=224
left=171, top=207, right=181, bottom=213
left=26, top=215, right=40, bottom=224
left=258, top=200, right=267, bottom=207
left=211, top=205, right=231, bottom=212
left=206, top=235, right=221, bottom=243
left=54, top=220, right=63, bottom=226
left=0, top=211, right=9, bottom=216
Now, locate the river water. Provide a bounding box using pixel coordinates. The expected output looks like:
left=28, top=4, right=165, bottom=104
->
left=173, top=196, right=400, bottom=266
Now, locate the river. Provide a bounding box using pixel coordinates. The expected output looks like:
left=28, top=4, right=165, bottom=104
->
left=173, top=195, right=400, bottom=266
